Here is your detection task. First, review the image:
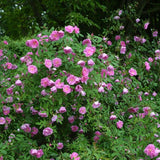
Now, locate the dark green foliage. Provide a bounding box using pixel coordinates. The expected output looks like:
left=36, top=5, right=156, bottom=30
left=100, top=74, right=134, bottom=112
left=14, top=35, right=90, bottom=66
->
left=1, top=0, right=160, bottom=39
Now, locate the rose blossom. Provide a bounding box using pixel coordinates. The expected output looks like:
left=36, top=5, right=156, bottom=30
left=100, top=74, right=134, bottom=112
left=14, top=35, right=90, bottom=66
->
left=144, top=144, right=160, bottom=159
left=43, top=127, right=53, bottom=136
left=82, top=39, right=92, bottom=46
left=123, top=88, right=128, bottom=94
left=110, top=115, right=117, bottom=120
left=63, top=85, right=72, bottom=94
left=52, top=58, right=62, bottom=68
left=116, top=120, right=123, bottom=129
left=15, top=79, right=22, bottom=86
left=144, top=22, right=150, bottom=30
left=0, top=117, right=6, bottom=125
left=88, top=59, right=95, bottom=66
left=57, top=142, right=64, bottom=150
left=64, top=46, right=73, bottom=54
left=71, top=125, right=79, bottom=132
left=92, top=101, right=101, bottom=108
left=79, top=107, right=87, bottom=115
left=67, top=75, right=77, bottom=85
left=59, top=107, right=67, bottom=113
left=44, top=59, right=52, bottom=69
left=83, top=46, right=96, bottom=57
left=28, top=65, right=38, bottom=74
left=41, top=77, right=50, bottom=88
left=129, top=68, right=137, bottom=76
left=70, top=152, right=80, bottom=160
left=65, top=25, right=74, bottom=33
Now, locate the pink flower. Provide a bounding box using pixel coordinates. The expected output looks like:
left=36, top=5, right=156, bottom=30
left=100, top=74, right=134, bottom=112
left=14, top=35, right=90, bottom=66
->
left=3, top=40, right=8, bottom=45
left=26, top=39, right=39, bottom=48
left=88, top=59, right=95, bottom=66
left=63, top=85, right=72, bottom=94
left=114, top=16, right=120, bottom=20
left=57, top=142, right=64, bottom=150
left=50, top=86, right=57, bottom=93
left=116, top=120, right=123, bottom=129
left=64, top=46, right=73, bottom=54
left=92, top=101, right=101, bottom=108
left=134, top=36, right=141, bottom=42
left=93, top=135, right=100, bottom=142
left=41, top=77, right=50, bottom=88
left=55, top=79, right=64, bottom=89
left=106, top=83, right=112, bottom=90
left=58, top=30, right=64, bottom=38
left=144, top=144, right=160, bottom=159
left=70, top=152, right=80, bottom=160
left=77, top=60, right=85, bottom=67
left=82, top=39, right=92, bottom=46
left=79, top=107, right=87, bottom=115
left=129, top=68, right=137, bottom=76
left=110, top=115, right=117, bottom=120
left=136, top=18, right=140, bottom=23
left=123, top=88, right=128, bottom=94
left=59, top=107, right=66, bottom=113
left=145, top=61, right=150, bottom=71
left=155, top=50, right=160, bottom=57
left=82, top=67, right=89, bottom=77
left=141, top=38, right=146, bottom=44
left=71, top=125, right=79, bottom=132
left=120, top=46, right=126, bottom=54
left=52, top=58, right=62, bottom=68
left=152, top=91, right=157, bottom=97
left=83, top=46, right=96, bottom=57
left=118, top=10, right=122, bottom=16
left=144, top=22, right=150, bottom=30
left=95, top=131, right=102, bottom=136
left=128, top=107, right=139, bottom=113
left=28, top=65, right=38, bottom=74
left=80, top=90, right=86, bottom=96
left=31, top=127, right=39, bottom=136
left=3, top=106, right=10, bottom=115
left=115, top=35, right=121, bottom=41
left=101, top=53, right=108, bottom=60
left=21, top=124, right=31, bottom=133
left=0, top=117, right=6, bottom=125
left=65, top=25, right=74, bottom=33
left=107, top=41, right=112, bottom=45
left=43, top=127, right=53, bottom=136
left=6, top=88, right=13, bottom=95
left=38, top=111, right=48, bottom=117
left=36, top=149, right=44, bottom=158
left=148, top=57, right=153, bottom=62
left=101, top=69, right=107, bottom=78
left=30, top=149, right=38, bottom=156
left=0, top=49, right=3, bottom=56
left=74, top=26, right=80, bottom=34
left=30, top=149, right=43, bottom=158
left=98, top=86, right=104, bottom=93
left=153, top=31, right=158, bottom=37
left=45, top=59, right=52, bottom=69
left=68, top=116, right=75, bottom=123
left=49, top=31, right=60, bottom=41
left=107, top=65, right=114, bottom=76
left=15, top=79, right=22, bottom=86
left=5, top=62, right=13, bottom=69
left=67, top=75, right=77, bottom=85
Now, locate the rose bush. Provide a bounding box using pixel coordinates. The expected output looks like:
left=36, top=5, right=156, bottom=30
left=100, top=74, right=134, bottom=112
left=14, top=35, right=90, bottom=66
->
left=0, top=9, right=160, bottom=160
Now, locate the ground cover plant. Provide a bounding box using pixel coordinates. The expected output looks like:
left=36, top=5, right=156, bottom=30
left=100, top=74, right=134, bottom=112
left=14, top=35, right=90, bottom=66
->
left=0, top=9, right=160, bottom=160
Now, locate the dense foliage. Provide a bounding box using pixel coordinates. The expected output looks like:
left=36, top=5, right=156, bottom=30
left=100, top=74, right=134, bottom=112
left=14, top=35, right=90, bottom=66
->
left=1, top=0, right=160, bottom=39
left=0, top=8, right=160, bottom=159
